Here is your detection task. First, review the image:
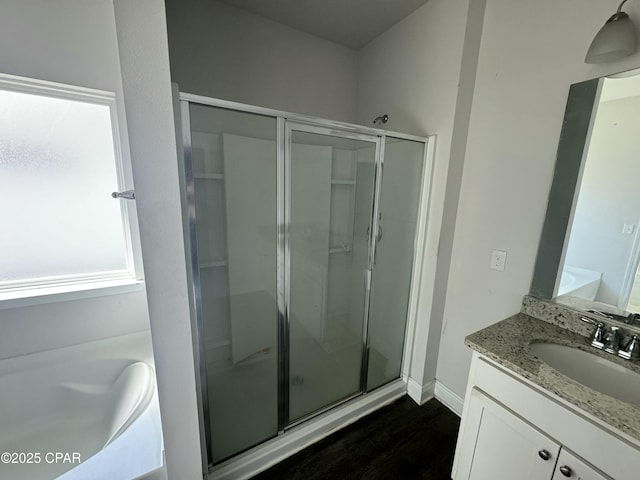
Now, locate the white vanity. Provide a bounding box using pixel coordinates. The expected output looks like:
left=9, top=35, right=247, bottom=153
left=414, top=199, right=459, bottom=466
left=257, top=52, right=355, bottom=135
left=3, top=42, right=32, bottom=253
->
left=452, top=299, right=640, bottom=480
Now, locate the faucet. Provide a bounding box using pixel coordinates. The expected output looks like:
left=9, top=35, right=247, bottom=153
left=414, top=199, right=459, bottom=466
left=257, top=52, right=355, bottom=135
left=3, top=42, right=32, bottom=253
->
left=581, top=316, right=605, bottom=348
left=619, top=335, right=640, bottom=361
left=581, top=316, right=639, bottom=361
left=602, top=326, right=621, bottom=354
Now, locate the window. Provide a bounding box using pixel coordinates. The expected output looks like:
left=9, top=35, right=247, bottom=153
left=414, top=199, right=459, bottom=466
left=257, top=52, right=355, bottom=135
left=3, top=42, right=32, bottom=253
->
left=0, top=74, right=139, bottom=299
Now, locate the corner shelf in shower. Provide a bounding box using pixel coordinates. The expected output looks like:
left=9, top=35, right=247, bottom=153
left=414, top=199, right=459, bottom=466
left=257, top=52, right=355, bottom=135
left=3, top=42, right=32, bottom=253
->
left=199, top=260, right=228, bottom=268
left=329, top=246, right=351, bottom=254
left=194, top=173, right=225, bottom=180
left=330, top=179, right=355, bottom=186
left=207, top=337, right=231, bottom=349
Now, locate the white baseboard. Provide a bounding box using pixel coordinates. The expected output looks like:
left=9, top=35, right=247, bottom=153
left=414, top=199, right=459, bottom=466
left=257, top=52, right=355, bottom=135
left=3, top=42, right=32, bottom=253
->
left=209, top=379, right=407, bottom=480
left=434, top=381, right=464, bottom=416
left=406, top=377, right=435, bottom=405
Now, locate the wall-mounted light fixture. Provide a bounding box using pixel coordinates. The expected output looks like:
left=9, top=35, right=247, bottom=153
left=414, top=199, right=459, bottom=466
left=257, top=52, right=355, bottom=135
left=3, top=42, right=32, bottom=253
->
left=585, top=0, right=638, bottom=64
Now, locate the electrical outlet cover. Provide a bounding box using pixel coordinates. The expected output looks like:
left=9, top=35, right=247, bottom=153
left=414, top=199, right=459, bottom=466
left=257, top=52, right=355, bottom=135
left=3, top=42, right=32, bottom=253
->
left=490, top=250, right=507, bottom=272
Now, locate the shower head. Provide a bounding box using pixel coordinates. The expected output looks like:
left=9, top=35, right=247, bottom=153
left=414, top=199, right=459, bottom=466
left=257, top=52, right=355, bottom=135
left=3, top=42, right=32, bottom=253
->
left=373, top=114, right=389, bottom=125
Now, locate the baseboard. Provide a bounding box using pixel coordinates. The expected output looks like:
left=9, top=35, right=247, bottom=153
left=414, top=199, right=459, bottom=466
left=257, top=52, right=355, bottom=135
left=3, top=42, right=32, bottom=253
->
left=209, top=379, right=407, bottom=480
left=406, top=377, right=435, bottom=405
left=434, top=381, right=464, bottom=416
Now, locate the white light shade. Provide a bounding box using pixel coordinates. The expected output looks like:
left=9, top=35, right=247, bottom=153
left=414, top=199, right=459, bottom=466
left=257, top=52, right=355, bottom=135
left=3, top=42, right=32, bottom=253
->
left=585, top=12, right=638, bottom=64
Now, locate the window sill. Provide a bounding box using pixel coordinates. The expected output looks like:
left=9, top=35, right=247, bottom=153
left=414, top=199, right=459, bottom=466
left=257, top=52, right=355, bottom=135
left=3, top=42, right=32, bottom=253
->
left=0, top=279, right=146, bottom=310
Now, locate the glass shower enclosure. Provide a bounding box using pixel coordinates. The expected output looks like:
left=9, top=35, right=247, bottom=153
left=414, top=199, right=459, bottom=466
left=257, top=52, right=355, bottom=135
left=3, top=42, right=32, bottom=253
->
left=178, top=94, right=429, bottom=468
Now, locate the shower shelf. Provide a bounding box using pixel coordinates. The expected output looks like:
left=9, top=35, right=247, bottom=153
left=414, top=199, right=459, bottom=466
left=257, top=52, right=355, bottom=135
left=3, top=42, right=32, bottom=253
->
left=199, top=260, right=228, bottom=268
left=330, top=179, right=355, bottom=185
left=194, top=173, right=224, bottom=180
left=206, top=338, right=231, bottom=349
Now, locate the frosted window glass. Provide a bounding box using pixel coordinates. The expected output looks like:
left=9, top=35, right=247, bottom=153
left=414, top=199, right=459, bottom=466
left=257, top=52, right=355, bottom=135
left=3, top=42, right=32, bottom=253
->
left=0, top=89, right=130, bottom=285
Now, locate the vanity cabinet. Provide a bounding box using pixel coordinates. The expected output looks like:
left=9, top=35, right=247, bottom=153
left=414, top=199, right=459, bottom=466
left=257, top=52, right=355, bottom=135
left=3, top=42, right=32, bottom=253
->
left=452, top=352, right=638, bottom=480
left=552, top=450, right=610, bottom=480
left=456, top=388, right=560, bottom=479
left=456, top=388, right=611, bottom=480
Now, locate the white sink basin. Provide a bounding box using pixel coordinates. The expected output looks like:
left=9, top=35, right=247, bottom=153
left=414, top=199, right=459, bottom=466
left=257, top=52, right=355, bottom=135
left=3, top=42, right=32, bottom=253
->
left=530, top=342, right=640, bottom=407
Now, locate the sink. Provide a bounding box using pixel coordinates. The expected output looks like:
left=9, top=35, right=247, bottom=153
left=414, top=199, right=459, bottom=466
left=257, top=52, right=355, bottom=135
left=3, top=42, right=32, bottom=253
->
left=529, top=342, right=640, bottom=407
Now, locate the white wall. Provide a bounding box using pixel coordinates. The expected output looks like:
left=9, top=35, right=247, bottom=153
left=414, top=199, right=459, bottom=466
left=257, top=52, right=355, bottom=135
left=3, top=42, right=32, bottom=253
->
left=0, top=0, right=122, bottom=92
left=0, top=291, right=149, bottom=360
left=356, top=0, right=469, bottom=136
left=436, top=0, right=640, bottom=401
left=165, top=0, right=358, bottom=122
left=356, top=0, right=483, bottom=396
left=0, top=0, right=150, bottom=359
left=113, top=1, right=202, bottom=477
left=564, top=96, right=640, bottom=306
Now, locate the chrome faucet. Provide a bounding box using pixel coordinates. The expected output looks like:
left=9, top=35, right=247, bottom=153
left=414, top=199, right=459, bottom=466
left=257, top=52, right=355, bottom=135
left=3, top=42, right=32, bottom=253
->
left=619, top=335, right=640, bottom=361
left=581, top=316, right=605, bottom=348
left=581, top=316, right=640, bottom=362
left=602, top=326, right=621, bottom=354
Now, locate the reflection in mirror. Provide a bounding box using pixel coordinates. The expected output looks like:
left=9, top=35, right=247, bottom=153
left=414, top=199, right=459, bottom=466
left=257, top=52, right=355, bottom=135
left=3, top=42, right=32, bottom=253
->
left=531, top=66, right=640, bottom=322
left=557, top=72, right=640, bottom=315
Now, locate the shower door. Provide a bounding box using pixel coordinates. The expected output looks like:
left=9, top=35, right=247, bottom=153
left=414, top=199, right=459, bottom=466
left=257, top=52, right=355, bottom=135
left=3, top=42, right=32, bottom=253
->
left=285, top=123, right=380, bottom=425
left=365, top=137, right=426, bottom=390
left=179, top=93, right=430, bottom=470
left=182, top=103, right=279, bottom=464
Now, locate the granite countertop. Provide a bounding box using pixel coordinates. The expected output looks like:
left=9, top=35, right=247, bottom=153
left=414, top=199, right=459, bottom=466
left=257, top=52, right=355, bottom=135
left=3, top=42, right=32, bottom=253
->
left=465, top=312, right=640, bottom=444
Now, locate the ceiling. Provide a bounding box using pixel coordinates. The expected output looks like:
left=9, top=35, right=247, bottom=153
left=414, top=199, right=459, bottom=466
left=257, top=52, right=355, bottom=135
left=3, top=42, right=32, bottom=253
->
left=218, top=0, right=430, bottom=49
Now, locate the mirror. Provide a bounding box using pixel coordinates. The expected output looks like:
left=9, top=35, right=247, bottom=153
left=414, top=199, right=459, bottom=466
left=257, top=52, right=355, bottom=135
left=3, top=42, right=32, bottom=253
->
left=531, top=67, right=640, bottom=320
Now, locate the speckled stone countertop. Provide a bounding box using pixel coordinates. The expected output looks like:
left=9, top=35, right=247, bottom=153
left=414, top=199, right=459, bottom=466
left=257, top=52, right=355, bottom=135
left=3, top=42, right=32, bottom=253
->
left=465, top=311, right=640, bottom=444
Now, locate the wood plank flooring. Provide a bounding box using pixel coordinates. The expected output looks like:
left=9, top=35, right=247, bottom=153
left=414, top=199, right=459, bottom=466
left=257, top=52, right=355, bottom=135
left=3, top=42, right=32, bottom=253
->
left=253, top=396, right=461, bottom=480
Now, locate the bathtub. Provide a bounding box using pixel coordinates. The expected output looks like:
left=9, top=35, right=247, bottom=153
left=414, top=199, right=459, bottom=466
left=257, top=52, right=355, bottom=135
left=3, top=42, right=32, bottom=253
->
left=0, top=332, right=164, bottom=480
left=557, top=265, right=602, bottom=301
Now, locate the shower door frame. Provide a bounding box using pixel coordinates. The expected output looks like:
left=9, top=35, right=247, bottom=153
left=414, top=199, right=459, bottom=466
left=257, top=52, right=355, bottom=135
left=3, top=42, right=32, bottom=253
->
left=178, top=92, right=434, bottom=473
left=282, top=121, right=383, bottom=430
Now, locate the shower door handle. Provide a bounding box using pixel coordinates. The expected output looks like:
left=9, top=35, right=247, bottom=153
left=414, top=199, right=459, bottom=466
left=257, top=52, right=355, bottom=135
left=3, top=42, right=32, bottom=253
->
left=364, top=269, right=372, bottom=291
left=366, top=225, right=383, bottom=242
left=367, top=224, right=383, bottom=266
left=374, top=224, right=382, bottom=265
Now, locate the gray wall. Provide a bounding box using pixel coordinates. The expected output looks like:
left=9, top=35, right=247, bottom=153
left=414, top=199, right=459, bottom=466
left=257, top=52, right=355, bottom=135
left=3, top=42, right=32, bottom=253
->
left=436, top=0, right=640, bottom=402
left=162, top=0, right=640, bottom=428
left=165, top=0, right=358, bottom=123
left=355, top=0, right=483, bottom=399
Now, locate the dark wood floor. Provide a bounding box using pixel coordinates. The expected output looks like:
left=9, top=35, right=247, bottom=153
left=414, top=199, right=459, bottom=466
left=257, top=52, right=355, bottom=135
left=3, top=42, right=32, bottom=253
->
left=253, top=396, right=460, bottom=480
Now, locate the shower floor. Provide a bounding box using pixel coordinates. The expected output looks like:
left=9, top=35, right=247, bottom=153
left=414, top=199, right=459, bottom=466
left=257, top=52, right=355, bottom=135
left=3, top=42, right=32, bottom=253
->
left=206, top=321, right=394, bottom=463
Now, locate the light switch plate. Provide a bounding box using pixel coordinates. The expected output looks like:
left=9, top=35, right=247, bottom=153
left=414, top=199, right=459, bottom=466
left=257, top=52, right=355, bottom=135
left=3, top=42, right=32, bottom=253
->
left=490, top=250, right=507, bottom=272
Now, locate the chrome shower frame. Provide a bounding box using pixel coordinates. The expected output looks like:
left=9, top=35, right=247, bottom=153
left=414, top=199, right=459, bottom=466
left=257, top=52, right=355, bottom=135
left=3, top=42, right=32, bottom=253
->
left=177, top=92, right=432, bottom=473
